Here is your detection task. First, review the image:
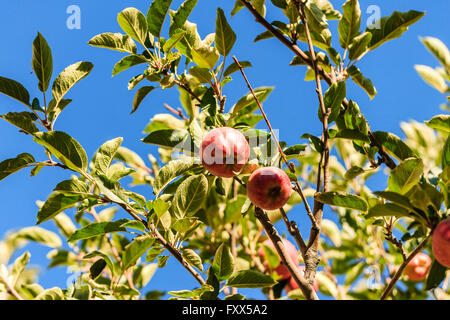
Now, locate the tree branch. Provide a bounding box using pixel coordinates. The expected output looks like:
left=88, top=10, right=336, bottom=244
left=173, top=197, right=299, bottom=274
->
left=254, top=207, right=319, bottom=300
left=111, top=201, right=206, bottom=286
left=238, top=0, right=396, bottom=170
left=380, top=234, right=431, bottom=300
left=232, top=56, right=318, bottom=229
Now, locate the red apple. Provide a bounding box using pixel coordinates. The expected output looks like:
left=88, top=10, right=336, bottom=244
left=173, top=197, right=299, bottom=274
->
left=404, top=252, right=432, bottom=282
left=432, top=218, right=450, bottom=268
left=258, top=238, right=298, bottom=280
left=247, top=167, right=292, bottom=210
left=285, top=266, right=319, bottom=293
left=200, top=127, right=250, bottom=178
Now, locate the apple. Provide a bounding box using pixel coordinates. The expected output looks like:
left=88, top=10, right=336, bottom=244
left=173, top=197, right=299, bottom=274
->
left=247, top=167, right=292, bottom=210
left=200, top=127, right=250, bottom=178
left=285, top=266, right=319, bottom=293
left=404, top=252, right=432, bottom=282
left=258, top=238, right=298, bottom=280
left=432, top=218, right=450, bottom=268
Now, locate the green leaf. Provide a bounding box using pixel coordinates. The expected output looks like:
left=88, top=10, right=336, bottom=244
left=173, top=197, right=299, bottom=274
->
left=215, top=8, right=237, bottom=57
left=366, top=203, right=410, bottom=219
left=223, top=60, right=252, bottom=77
left=53, top=178, right=90, bottom=196
left=322, top=81, right=346, bottom=122
left=89, top=259, right=107, bottom=280
left=93, top=137, right=123, bottom=177
left=348, top=32, right=372, bottom=61
left=414, top=65, right=448, bottom=93
left=153, top=157, right=198, bottom=195
left=311, top=0, right=341, bottom=20
left=11, top=251, right=31, bottom=286
left=388, top=158, right=423, bottom=194
left=112, top=55, right=148, bottom=77
left=420, top=37, right=450, bottom=71
left=425, top=115, right=450, bottom=133
left=37, top=193, right=82, bottom=224
left=11, top=227, right=62, bottom=248
left=315, top=191, right=368, bottom=212
left=142, top=129, right=189, bottom=149
left=425, top=259, right=448, bottom=290
left=0, top=153, right=35, bottom=181
left=132, top=86, right=157, bottom=114
left=347, top=66, right=377, bottom=99
left=227, top=270, right=277, bottom=288
left=33, top=131, right=88, bottom=173
left=147, top=0, right=173, bottom=38
left=34, top=287, right=64, bottom=300
left=189, top=66, right=213, bottom=84
left=68, top=219, right=131, bottom=242
left=122, top=235, right=155, bottom=270
left=304, top=1, right=329, bottom=33
left=373, top=191, right=414, bottom=210
left=83, top=251, right=117, bottom=276
left=212, top=243, right=235, bottom=281
left=231, top=87, right=273, bottom=115
left=0, top=112, right=38, bottom=134
left=301, top=133, right=324, bottom=153
left=182, top=249, right=203, bottom=272
left=88, top=32, right=137, bottom=54
left=373, top=131, right=417, bottom=161
left=338, top=0, right=361, bottom=49
left=169, top=0, right=199, bottom=36
left=172, top=174, right=208, bottom=218
left=117, top=7, right=148, bottom=45
left=32, top=32, right=53, bottom=92
left=52, top=61, right=93, bottom=105
left=163, top=28, right=186, bottom=52
left=174, top=20, right=202, bottom=59
left=231, top=1, right=244, bottom=16
left=283, top=144, right=307, bottom=158
left=192, top=45, right=220, bottom=69
left=47, top=99, right=72, bottom=123
left=0, top=76, right=30, bottom=106
left=332, top=128, right=370, bottom=143
left=366, top=10, right=425, bottom=51
left=262, top=244, right=279, bottom=270
left=344, top=166, right=365, bottom=180
left=296, top=25, right=332, bottom=50
left=172, top=217, right=198, bottom=233
left=254, top=30, right=273, bottom=43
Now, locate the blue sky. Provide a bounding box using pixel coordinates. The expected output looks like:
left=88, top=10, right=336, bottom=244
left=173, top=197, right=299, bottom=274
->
left=0, top=0, right=448, bottom=299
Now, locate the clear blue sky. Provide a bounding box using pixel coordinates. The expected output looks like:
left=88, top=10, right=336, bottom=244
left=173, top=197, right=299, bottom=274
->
left=0, top=1, right=448, bottom=299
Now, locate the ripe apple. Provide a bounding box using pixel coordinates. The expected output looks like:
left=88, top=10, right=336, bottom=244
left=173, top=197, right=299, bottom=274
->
left=258, top=238, right=298, bottom=280
left=285, top=266, right=319, bottom=293
left=247, top=167, right=292, bottom=210
left=432, top=218, right=450, bottom=268
left=200, top=127, right=250, bottom=178
left=404, top=252, right=432, bottom=282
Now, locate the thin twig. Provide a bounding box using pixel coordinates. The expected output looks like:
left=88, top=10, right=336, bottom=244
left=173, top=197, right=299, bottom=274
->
left=296, top=1, right=330, bottom=285
left=380, top=234, right=431, bottom=300
left=164, top=103, right=188, bottom=121
left=279, top=208, right=307, bottom=257
left=238, top=0, right=396, bottom=170
left=175, top=80, right=202, bottom=103
left=254, top=207, right=318, bottom=300
left=232, top=56, right=318, bottom=229
left=0, top=274, right=24, bottom=300
left=109, top=201, right=206, bottom=286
